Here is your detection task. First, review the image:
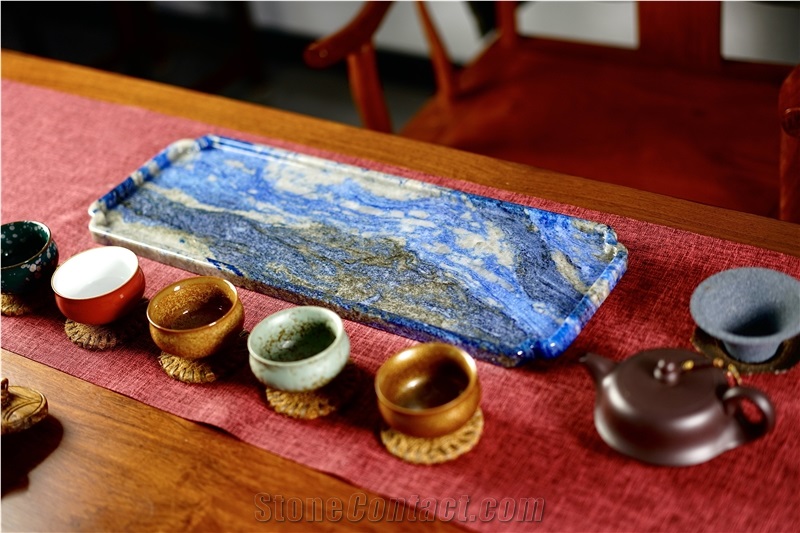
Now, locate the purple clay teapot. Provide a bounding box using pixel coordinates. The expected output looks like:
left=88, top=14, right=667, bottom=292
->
left=581, top=348, right=776, bottom=466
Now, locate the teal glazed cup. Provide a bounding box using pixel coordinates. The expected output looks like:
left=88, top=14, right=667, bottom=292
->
left=248, top=306, right=350, bottom=392
left=1, top=221, right=59, bottom=294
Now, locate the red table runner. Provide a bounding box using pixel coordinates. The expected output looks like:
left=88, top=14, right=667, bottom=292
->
left=3, top=80, right=800, bottom=532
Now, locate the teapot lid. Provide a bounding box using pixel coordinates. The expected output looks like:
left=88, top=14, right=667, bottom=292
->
left=610, top=349, right=728, bottom=419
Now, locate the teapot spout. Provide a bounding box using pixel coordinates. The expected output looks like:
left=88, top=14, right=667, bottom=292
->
left=580, top=352, right=616, bottom=386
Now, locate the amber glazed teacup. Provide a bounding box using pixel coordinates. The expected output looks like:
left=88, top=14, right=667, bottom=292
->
left=51, top=246, right=144, bottom=325
left=375, top=343, right=481, bottom=438
left=147, top=276, right=244, bottom=360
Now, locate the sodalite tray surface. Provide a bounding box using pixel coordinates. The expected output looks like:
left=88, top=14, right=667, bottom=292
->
left=89, top=135, right=628, bottom=367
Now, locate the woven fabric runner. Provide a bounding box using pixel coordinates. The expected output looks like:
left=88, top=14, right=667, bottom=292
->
left=3, top=80, right=799, bottom=532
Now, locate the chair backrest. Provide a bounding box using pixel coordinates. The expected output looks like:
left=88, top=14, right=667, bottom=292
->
left=305, top=1, right=798, bottom=222
left=305, top=1, right=464, bottom=132
left=492, top=1, right=722, bottom=67
left=495, top=1, right=789, bottom=77
left=637, top=1, right=722, bottom=71
left=304, top=2, right=394, bottom=131
left=305, top=1, right=789, bottom=132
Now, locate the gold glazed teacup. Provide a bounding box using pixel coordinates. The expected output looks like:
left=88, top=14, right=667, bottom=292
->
left=147, top=276, right=244, bottom=360
left=375, top=342, right=481, bottom=438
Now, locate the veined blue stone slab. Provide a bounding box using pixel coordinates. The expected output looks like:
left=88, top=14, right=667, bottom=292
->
left=88, top=135, right=628, bottom=367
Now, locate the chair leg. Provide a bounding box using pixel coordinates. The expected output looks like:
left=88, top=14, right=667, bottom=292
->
left=347, top=43, right=393, bottom=133
left=415, top=1, right=457, bottom=102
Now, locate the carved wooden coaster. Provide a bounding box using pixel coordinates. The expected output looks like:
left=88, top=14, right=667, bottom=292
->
left=692, top=327, right=800, bottom=375
left=1, top=287, right=52, bottom=316
left=264, top=362, right=359, bottom=420
left=159, top=330, right=249, bottom=384
left=65, top=299, right=149, bottom=350
left=380, top=408, right=484, bottom=465
left=1, top=378, right=49, bottom=435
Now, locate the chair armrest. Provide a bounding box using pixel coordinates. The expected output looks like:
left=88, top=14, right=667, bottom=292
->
left=304, top=2, right=393, bottom=68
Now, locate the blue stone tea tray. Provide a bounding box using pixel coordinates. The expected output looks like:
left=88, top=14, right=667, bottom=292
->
left=88, top=135, right=628, bottom=366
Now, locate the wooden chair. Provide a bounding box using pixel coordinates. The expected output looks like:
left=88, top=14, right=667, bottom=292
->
left=305, top=1, right=798, bottom=221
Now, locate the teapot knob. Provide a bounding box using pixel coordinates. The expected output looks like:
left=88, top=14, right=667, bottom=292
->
left=653, top=359, right=681, bottom=386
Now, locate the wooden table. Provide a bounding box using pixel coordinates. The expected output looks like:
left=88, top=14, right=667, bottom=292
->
left=2, top=50, right=799, bottom=532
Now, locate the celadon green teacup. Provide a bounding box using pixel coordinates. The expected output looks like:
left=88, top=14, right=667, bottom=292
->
left=248, top=306, right=350, bottom=392
left=1, top=221, right=59, bottom=294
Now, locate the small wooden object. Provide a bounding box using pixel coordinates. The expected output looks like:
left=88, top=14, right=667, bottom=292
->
left=380, top=408, right=484, bottom=465
left=2, top=377, right=48, bottom=435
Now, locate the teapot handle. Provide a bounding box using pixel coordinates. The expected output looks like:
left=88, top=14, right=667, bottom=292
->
left=722, top=386, right=776, bottom=443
